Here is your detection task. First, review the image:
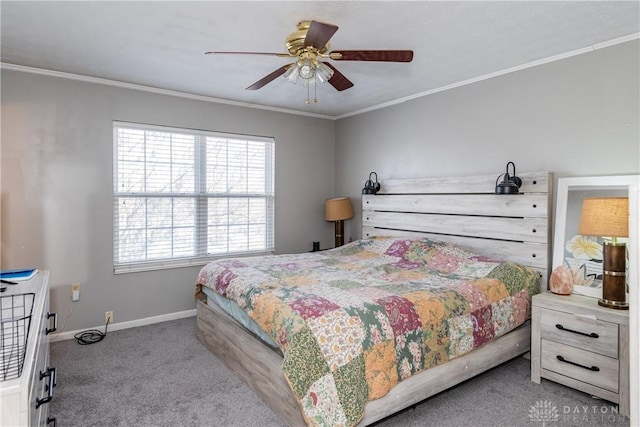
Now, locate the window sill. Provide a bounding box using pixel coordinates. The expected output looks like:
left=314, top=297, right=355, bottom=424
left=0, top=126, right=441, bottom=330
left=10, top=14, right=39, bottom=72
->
left=113, top=250, right=274, bottom=274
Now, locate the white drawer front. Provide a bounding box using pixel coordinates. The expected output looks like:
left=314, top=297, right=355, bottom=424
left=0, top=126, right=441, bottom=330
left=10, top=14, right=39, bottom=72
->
left=541, top=339, right=618, bottom=393
left=539, top=307, right=618, bottom=358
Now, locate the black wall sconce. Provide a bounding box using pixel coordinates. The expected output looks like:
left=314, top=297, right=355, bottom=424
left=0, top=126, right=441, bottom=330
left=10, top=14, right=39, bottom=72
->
left=495, top=162, right=522, bottom=194
left=362, top=172, right=381, bottom=194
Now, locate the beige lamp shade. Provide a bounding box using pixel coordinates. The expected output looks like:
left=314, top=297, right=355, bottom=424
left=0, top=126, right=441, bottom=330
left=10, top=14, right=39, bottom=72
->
left=578, top=197, right=629, bottom=238
left=325, top=197, right=354, bottom=221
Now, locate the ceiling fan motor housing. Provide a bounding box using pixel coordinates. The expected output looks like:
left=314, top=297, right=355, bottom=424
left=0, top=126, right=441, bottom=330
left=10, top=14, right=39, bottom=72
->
left=286, top=21, right=330, bottom=55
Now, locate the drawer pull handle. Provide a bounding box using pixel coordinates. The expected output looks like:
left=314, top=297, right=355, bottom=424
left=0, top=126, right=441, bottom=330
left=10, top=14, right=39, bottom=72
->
left=555, top=324, right=598, bottom=338
left=556, top=355, right=600, bottom=372
left=46, top=312, right=58, bottom=335
left=36, top=367, right=56, bottom=408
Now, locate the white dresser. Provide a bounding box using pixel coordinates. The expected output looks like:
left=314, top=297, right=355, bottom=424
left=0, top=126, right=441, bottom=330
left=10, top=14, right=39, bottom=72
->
left=0, top=271, right=57, bottom=426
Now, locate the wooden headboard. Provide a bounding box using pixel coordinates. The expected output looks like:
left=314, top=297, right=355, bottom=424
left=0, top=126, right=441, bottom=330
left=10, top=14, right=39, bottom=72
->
left=362, top=171, right=552, bottom=289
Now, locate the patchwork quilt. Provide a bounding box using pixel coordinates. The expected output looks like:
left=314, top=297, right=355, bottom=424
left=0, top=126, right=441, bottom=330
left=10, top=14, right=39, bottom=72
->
left=196, top=237, right=540, bottom=426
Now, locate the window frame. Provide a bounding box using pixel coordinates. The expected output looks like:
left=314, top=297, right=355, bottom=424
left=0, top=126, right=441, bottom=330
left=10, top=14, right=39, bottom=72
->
left=113, top=121, right=275, bottom=274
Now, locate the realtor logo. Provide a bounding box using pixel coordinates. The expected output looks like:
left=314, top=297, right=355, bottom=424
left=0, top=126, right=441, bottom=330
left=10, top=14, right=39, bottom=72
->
left=529, top=400, right=560, bottom=426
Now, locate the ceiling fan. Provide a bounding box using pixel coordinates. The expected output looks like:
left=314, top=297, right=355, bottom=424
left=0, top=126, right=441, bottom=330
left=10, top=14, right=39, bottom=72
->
left=205, top=20, right=413, bottom=103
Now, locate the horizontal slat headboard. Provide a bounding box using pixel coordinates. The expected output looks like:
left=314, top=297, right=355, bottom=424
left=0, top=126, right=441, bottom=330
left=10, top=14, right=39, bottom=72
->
left=362, top=171, right=552, bottom=289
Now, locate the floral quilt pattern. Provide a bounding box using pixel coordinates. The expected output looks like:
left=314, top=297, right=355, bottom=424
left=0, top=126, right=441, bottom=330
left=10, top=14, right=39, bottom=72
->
left=196, top=237, right=540, bottom=426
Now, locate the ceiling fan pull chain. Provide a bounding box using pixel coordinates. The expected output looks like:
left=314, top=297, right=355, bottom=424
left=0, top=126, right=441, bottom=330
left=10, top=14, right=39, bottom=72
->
left=306, top=84, right=311, bottom=104
left=314, top=80, right=318, bottom=103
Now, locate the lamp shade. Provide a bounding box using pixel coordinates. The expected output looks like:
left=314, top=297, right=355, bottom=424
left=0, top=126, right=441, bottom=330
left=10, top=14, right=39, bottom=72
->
left=325, top=197, right=354, bottom=221
left=578, top=197, right=629, bottom=238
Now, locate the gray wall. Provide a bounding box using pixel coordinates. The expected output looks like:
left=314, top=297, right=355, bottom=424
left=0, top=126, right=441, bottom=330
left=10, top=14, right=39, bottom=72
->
left=1, top=70, right=336, bottom=331
left=335, top=40, right=640, bottom=240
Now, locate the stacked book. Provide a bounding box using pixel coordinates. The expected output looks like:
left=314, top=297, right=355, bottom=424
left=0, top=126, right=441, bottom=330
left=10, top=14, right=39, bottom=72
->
left=0, top=268, right=39, bottom=283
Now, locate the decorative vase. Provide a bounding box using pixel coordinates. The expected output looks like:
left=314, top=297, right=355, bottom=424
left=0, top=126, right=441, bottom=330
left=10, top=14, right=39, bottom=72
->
left=549, top=265, right=573, bottom=295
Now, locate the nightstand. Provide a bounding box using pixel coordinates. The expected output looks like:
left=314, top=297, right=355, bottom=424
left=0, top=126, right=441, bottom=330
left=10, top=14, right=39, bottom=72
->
left=531, top=292, right=629, bottom=418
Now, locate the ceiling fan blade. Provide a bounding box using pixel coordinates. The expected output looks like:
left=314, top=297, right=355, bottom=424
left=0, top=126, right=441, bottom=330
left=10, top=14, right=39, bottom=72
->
left=205, top=51, right=290, bottom=57
left=304, top=20, right=339, bottom=49
left=331, top=50, right=414, bottom=62
left=246, top=65, right=290, bottom=90
left=324, top=63, right=354, bottom=91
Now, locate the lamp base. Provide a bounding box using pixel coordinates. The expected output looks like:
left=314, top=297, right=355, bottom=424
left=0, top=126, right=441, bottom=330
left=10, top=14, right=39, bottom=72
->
left=599, top=241, right=628, bottom=310
left=334, top=220, right=344, bottom=248
left=598, top=298, right=629, bottom=310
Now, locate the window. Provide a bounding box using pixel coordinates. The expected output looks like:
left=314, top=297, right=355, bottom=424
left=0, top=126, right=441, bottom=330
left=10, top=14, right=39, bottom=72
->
left=113, top=122, right=275, bottom=273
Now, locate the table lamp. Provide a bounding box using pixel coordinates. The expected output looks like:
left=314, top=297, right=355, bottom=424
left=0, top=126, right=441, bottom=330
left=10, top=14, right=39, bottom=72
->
left=325, top=197, right=354, bottom=247
left=578, top=197, right=629, bottom=309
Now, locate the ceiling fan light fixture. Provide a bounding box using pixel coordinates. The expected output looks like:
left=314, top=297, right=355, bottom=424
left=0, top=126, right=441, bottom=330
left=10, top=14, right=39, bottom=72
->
left=284, top=64, right=300, bottom=84
left=316, top=62, right=334, bottom=83
left=284, top=58, right=333, bottom=90
left=298, top=58, right=315, bottom=79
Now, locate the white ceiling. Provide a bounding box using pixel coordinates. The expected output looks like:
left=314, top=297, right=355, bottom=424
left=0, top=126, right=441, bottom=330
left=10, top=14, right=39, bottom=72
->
left=1, top=1, right=638, bottom=119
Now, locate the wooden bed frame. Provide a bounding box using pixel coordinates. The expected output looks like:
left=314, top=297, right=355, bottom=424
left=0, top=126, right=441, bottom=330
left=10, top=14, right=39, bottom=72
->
left=196, top=171, right=551, bottom=426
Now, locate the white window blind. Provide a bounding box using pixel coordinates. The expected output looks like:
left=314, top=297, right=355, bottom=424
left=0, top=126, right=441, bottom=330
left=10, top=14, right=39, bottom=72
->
left=113, top=122, right=275, bottom=273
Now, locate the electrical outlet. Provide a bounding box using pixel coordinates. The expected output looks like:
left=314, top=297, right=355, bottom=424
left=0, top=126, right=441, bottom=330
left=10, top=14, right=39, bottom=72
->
left=105, top=311, right=113, bottom=324
left=70, top=283, right=80, bottom=301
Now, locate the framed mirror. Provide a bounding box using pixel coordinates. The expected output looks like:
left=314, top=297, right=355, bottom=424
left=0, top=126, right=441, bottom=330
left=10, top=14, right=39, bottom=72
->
left=553, top=175, right=639, bottom=298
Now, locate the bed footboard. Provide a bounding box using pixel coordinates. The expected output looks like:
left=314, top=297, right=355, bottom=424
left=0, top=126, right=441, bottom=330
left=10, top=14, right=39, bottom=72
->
left=197, top=299, right=531, bottom=427
left=361, top=322, right=531, bottom=424
left=196, top=300, right=305, bottom=426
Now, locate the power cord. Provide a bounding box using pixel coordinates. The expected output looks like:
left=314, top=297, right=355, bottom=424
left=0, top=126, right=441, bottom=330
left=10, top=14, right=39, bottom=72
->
left=74, top=317, right=110, bottom=345
left=58, top=303, right=74, bottom=332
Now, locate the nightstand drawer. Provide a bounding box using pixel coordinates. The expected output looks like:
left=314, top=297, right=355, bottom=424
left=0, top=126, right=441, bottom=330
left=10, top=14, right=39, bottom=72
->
left=541, top=339, right=618, bottom=393
left=539, top=307, right=618, bottom=358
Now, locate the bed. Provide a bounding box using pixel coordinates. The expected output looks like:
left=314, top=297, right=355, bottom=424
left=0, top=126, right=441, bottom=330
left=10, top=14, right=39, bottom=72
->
left=195, top=171, right=551, bottom=426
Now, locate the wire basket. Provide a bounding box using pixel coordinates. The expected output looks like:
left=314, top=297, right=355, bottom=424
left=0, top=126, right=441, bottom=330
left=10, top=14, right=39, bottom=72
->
left=1, top=293, right=35, bottom=381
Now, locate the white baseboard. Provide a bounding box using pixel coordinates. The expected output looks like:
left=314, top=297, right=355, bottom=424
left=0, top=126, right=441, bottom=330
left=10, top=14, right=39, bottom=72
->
left=49, top=308, right=197, bottom=342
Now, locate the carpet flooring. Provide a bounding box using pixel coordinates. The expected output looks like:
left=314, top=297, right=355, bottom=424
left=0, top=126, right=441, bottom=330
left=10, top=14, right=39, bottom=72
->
left=50, top=317, right=630, bottom=427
